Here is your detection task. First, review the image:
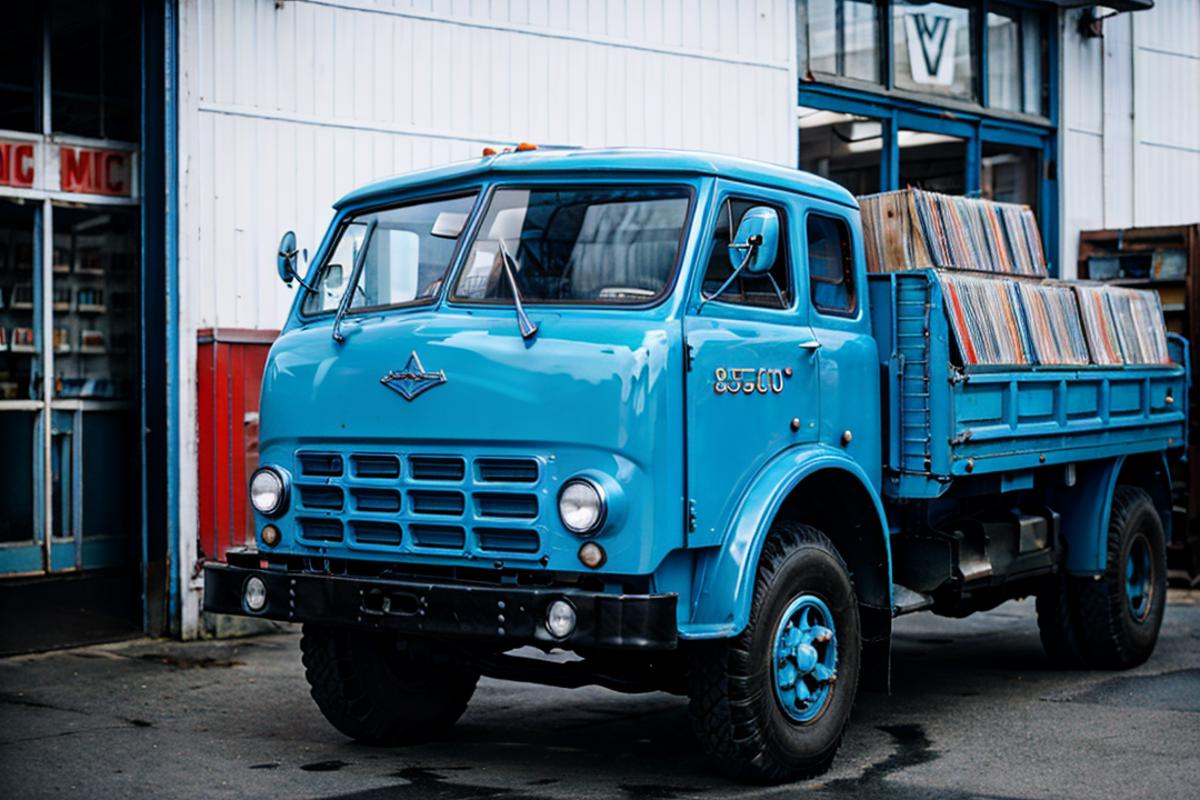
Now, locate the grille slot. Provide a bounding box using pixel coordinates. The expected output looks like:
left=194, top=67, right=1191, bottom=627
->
left=297, top=452, right=343, bottom=477
left=476, top=527, right=540, bottom=553
left=352, top=488, right=401, bottom=513
left=352, top=454, right=401, bottom=479
left=297, top=485, right=344, bottom=511
left=410, top=456, right=466, bottom=482
left=351, top=521, right=402, bottom=545
left=410, top=490, right=465, bottom=516
left=298, top=518, right=343, bottom=542
left=410, top=524, right=465, bottom=549
left=475, top=493, right=539, bottom=519
left=476, top=458, right=539, bottom=484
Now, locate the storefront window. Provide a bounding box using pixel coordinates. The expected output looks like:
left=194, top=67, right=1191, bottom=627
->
left=0, top=6, right=42, bottom=133
left=51, top=0, right=139, bottom=142
left=982, top=142, right=1039, bottom=211
left=898, top=130, right=967, bottom=195
left=892, top=0, right=975, bottom=101
left=799, top=0, right=881, bottom=83
left=798, top=107, right=882, bottom=195
left=987, top=4, right=1045, bottom=116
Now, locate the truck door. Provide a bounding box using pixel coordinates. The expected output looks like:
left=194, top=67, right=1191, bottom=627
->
left=684, top=184, right=821, bottom=548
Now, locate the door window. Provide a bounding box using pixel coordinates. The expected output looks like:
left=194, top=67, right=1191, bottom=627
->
left=701, top=199, right=792, bottom=310
left=807, top=214, right=856, bottom=315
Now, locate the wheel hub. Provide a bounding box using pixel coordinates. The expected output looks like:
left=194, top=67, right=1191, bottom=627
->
left=772, top=595, right=838, bottom=723
left=1125, top=533, right=1153, bottom=622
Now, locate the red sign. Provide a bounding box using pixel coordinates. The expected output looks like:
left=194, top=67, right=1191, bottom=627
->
left=0, top=141, right=36, bottom=188
left=60, top=146, right=131, bottom=196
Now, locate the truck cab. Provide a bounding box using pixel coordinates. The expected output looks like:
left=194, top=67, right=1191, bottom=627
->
left=205, top=148, right=1187, bottom=783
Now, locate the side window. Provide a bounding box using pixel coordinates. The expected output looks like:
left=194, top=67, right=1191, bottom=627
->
left=701, top=198, right=792, bottom=310
left=807, top=213, right=856, bottom=315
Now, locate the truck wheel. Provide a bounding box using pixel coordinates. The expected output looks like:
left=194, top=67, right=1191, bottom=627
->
left=1035, top=562, right=1089, bottom=668
left=1076, top=486, right=1168, bottom=669
left=687, top=523, right=860, bottom=784
left=300, top=626, right=478, bottom=745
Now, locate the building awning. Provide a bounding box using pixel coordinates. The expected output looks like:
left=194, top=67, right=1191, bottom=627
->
left=1039, top=1, right=1153, bottom=10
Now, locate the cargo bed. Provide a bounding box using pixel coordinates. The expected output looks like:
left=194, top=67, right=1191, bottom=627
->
left=869, top=270, right=1189, bottom=500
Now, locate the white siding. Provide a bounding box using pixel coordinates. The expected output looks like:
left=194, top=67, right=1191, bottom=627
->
left=174, top=0, right=798, bottom=633
left=1059, top=0, right=1200, bottom=277
left=179, top=0, right=797, bottom=332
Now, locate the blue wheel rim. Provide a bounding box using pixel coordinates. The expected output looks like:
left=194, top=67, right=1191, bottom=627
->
left=1125, top=533, right=1152, bottom=622
left=771, top=594, right=838, bottom=723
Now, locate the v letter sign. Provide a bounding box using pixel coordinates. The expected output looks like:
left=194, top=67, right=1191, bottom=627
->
left=904, top=13, right=958, bottom=87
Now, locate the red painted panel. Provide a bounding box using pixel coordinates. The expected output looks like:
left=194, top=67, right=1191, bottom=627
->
left=196, top=329, right=278, bottom=563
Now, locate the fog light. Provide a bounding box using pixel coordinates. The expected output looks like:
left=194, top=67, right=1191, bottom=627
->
left=546, top=599, right=576, bottom=638
left=578, top=541, right=606, bottom=569
left=261, top=525, right=281, bottom=548
left=243, top=576, right=268, bottom=613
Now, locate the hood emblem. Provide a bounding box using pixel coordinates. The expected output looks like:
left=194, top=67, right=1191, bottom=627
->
left=380, top=351, right=446, bottom=401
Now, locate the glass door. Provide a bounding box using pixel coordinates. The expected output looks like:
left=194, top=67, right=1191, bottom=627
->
left=0, top=199, right=43, bottom=574
left=47, top=204, right=140, bottom=573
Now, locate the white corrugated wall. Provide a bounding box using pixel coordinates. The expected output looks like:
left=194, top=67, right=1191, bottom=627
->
left=175, top=0, right=798, bottom=633
left=1059, top=0, right=1200, bottom=277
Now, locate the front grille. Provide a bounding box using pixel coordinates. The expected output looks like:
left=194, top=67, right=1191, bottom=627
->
left=298, top=451, right=343, bottom=477
left=476, top=527, right=540, bottom=553
left=475, top=493, right=538, bottom=519
left=352, top=454, right=401, bottom=479
left=351, top=521, right=402, bottom=546
left=477, top=458, right=539, bottom=483
left=352, top=488, right=401, bottom=513
left=298, top=485, right=344, bottom=511
left=299, top=518, right=343, bottom=542
left=410, top=456, right=466, bottom=481
left=288, top=449, right=548, bottom=560
left=410, top=490, right=466, bottom=516
left=410, top=524, right=466, bottom=549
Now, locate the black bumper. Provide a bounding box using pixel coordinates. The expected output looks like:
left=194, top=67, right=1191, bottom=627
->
left=202, top=561, right=678, bottom=651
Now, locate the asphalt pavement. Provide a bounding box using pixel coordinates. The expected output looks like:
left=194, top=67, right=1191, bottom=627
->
left=1, top=592, right=1197, bottom=799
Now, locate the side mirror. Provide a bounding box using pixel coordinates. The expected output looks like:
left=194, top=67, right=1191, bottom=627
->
left=729, top=206, right=779, bottom=275
left=277, top=230, right=299, bottom=285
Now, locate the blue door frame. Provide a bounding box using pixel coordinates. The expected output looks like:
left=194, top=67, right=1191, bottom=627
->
left=797, top=0, right=1060, bottom=274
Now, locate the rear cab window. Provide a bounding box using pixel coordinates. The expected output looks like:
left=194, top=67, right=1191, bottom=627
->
left=807, top=213, right=856, bottom=316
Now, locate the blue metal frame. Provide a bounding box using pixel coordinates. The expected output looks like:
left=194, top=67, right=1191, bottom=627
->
left=797, top=0, right=1060, bottom=272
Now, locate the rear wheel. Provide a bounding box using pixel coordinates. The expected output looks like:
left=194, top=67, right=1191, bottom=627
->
left=300, top=626, right=478, bottom=744
left=1036, top=486, right=1166, bottom=670
left=687, top=523, right=860, bottom=784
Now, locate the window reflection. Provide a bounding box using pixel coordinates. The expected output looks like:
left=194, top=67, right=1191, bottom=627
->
left=799, top=0, right=880, bottom=83
left=981, top=142, right=1039, bottom=211
left=798, top=107, right=882, bottom=196
left=898, top=130, right=967, bottom=195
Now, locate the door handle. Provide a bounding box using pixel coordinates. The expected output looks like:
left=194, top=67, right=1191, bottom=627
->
left=799, top=340, right=822, bottom=352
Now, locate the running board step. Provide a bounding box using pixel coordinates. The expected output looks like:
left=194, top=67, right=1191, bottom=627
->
left=892, top=584, right=935, bottom=616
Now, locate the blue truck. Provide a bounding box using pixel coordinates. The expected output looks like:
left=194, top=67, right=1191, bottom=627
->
left=204, top=148, right=1189, bottom=783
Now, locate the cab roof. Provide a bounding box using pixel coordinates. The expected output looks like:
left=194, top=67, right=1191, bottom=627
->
left=334, top=147, right=858, bottom=210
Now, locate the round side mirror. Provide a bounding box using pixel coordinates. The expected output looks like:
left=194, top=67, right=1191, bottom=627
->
left=730, top=206, right=780, bottom=275
left=277, top=230, right=298, bottom=284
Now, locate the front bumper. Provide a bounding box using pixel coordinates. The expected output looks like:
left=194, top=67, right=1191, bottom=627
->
left=202, top=560, right=678, bottom=651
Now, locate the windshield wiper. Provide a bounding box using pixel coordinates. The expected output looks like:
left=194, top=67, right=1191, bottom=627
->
left=332, top=219, right=378, bottom=343
left=496, top=238, right=538, bottom=340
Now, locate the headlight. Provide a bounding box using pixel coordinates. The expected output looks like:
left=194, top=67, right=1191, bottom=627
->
left=558, top=478, right=605, bottom=535
left=249, top=467, right=287, bottom=516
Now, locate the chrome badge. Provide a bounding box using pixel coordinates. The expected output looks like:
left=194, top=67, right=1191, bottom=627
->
left=381, top=351, right=446, bottom=401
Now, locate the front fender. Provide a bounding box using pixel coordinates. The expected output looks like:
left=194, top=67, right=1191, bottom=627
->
left=680, top=445, right=891, bottom=639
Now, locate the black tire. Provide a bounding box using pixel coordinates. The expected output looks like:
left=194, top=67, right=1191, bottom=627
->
left=1075, top=486, right=1168, bottom=669
left=300, top=626, right=478, bottom=745
left=686, top=522, right=861, bottom=784
left=1036, top=559, right=1089, bottom=668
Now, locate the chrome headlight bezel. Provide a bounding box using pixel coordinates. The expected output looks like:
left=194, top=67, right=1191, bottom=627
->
left=557, top=477, right=607, bottom=536
left=249, top=466, right=289, bottom=517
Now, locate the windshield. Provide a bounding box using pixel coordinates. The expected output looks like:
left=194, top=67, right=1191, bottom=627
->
left=302, top=193, right=478, bottom=315
left=452, top=186, right=691, bottom=304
